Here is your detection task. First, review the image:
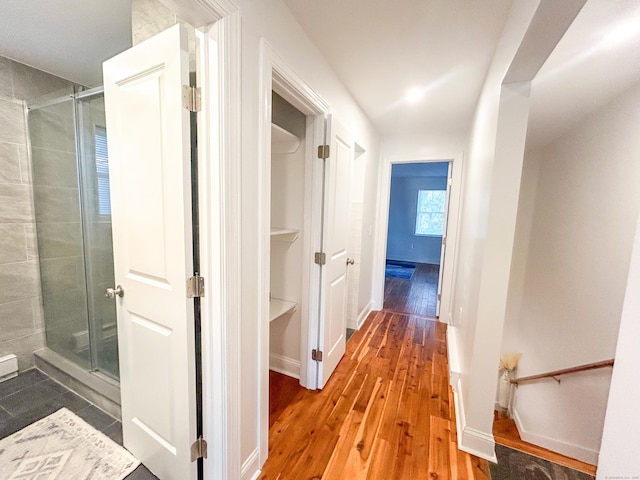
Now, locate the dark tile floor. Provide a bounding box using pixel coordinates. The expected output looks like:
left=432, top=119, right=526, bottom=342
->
left=0, top=368, right=158, bottom=480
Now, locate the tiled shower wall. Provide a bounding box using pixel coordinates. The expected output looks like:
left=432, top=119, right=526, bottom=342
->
left=0, top=55, right=73, bottom=371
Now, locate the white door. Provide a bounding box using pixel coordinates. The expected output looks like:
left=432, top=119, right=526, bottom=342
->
left=319, top=118, right=353, bottom=387
left=436, top=162, right=453, bottom=317
left=103, top=24, right=197, bottom=480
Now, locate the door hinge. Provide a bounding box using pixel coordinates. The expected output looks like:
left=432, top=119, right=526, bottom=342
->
left=317, top=145, right=330, bottom=159
left=438, top=293, right=442, bottom=301
left=312, top=349, right=323, bottom=362
left=442, top=237, right=446, bottom=246
left=182, top=85, right=201, bottom=112
left=187, top=274, right=205, bottom=298
left=314, top=252, right=326, bottom=266
left=448, top=177, right=452, bottom=186
left=190, top=436, right=208, bottom=462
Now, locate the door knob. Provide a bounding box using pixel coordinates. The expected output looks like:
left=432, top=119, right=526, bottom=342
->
left=105, top=285, right=124, bottom=298
left=346, top=258, right=355, bottom=266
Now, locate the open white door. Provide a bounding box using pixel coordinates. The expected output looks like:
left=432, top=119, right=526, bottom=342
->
left=318, top=118, right=353, bottom=387
left=436, top=162, right=453, bottom=317
left=103, top=25, right=197, bottom=480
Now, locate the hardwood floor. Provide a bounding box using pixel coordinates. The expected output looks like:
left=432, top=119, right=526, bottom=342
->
left=493, top=411, right=597, bottom=476
left=383, top=263, right=439, bottom=318
left=260, top=310, right=490, bottom=479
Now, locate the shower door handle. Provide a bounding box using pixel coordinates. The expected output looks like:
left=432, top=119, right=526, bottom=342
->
left=105, top=285, right=124, bottom=298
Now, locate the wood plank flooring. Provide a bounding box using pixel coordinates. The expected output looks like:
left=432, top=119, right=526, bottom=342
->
left=260, top=311, right=490, bottom=479
left=384, top=263, right=439, bottom=318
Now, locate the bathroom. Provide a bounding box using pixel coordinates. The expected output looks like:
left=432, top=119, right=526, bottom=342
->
left=0, top=2, right=133, bottom=420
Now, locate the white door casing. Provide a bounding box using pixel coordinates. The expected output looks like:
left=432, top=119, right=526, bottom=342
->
left=436, top=162, right=453, bottom=317
left=104, top=24, right=197, bottom=480
left=319, top=117, right=353, bottom=387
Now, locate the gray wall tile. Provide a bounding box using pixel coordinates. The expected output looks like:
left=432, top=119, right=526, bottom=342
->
left=0, top=57, right=13, bottom=98
left=0, top=224, right=28, bottom=264
left=34, top=222, right=83, bottom=259
left=33, top=186, right=80, bottom=223
left=0, top=300, right=37, bottom=341
left=11, top=61, right=71, bottom=101
left=0, top=199, right=32, bottom=223
left=0, top=261, right=41, bottom=304
left=0, top=99, right=26, bottom=145
left=31, top=147, right=78, bottom=188
left=0, top=142, right=21, bottom=184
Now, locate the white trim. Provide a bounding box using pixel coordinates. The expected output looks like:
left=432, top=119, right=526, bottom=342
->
left=258, top=39, right=331, bottom=469
left=356, top=300, right=373, bottom=330
left=269, top=353, right=301, bottom=379
left=512, top=408, right=599, bottom=465
left=451, top=374, right=497, bottom=463
left=240, top=448, right=261, bottom=480
left=372, top=153, right=464, bottom=325
left=0, top=354, right=18, bottom=381
left=183, top=1, right=241, bottom=479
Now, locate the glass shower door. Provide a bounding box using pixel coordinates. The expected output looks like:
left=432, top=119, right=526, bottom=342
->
left=76, top=91, right=119, bottom=380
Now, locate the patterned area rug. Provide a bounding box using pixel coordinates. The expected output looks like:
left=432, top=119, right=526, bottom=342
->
left=385, top=260, right=416, bottom=279
left=490, top=445, right=595, bottom=480
left=0, top=408, right=139, bottom=480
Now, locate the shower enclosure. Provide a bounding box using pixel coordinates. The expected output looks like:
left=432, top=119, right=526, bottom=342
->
left=27, top=86, right=119, bottom=382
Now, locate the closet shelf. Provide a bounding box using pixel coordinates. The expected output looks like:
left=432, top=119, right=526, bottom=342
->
left=271, top=123, right=301, bottom=154
left=270, top=227, right=299, bottom=242
left=269, top=298, right=297, bottom=322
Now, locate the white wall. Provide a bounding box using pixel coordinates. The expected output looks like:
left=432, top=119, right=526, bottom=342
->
left=503, top=82, right=640, bottom=464
left=446, top=0, right=541, bottom=461
left=232, top=0, right=380, bottom=476
left=597, top=197, right=640, bottom=479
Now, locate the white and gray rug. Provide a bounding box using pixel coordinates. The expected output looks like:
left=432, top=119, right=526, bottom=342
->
left=0, top=408, right=140, bottom=480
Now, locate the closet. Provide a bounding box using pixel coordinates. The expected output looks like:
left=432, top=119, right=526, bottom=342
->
left=269, top=92, right=307, bottom=381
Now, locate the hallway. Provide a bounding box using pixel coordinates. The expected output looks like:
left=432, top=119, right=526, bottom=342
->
left=383, top=263, right=440, bottom=318
left=260, top=310, right=489, bottom=479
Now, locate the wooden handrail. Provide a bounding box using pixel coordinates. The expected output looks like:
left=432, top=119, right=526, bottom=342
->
left=510, top=359, right=614, bottom=386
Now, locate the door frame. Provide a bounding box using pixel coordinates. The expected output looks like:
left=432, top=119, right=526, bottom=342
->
left=373, top=153, right=464, bottom=324
left=258, top=39, right=330, bottom=465
left=160, top=1, right=241, bottom=479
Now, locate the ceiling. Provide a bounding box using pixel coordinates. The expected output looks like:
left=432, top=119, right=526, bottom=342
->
left=0, top=0, right=131, bottom=87
left=527, top=0, right=640, bottom=149
left=282, top=0, right=514, bottom=142
left=0, top=0, right=638, bottom=151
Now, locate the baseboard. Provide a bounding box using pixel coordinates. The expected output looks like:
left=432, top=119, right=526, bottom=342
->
left=512, top=407, right=599, bottom=465
left=269, top=353, right=300, bottom=379
left=240, top=448, right=260, bottom=480
left=356, top=301, right=373, bottom=330
left=0, top=354, right=18, bottom=382
left=451, top=374, right=498, bottom=463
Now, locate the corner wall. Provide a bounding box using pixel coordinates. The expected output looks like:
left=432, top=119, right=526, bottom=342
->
left=503, top=82, right=640, bottom=464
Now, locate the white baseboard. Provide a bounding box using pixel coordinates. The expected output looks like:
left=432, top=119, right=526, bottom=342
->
left=451, top=374, right=497, bottom=463
left=240, top=448, right=260, bottom=480
left=269, top=353, right=300, bottom=379
left=356, top=300, right=373, bottom=330
left=512, top=407, right=599, bottom=465
left=0, top=354, right=18, bottom=381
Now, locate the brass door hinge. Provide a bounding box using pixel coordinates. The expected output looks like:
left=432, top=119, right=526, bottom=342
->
left=317, top=145, right=330, bottom=159
left=187, top=274, right=205, bottom=298
left=182, top=85, right=202, bottom=112
left=312, top=349, right=323, bottom=362
left=314, top=252, right=326, bottom=266
left=191, top=436, right=208, bottom=461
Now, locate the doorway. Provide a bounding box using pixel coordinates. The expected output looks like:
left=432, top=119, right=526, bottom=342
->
left=384, top=162, right=450, bottom=318
left=374, top=156, right=462, bottom=325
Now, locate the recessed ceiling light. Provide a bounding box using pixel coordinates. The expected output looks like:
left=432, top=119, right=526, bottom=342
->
left=405, top=87, right=424, bottom=103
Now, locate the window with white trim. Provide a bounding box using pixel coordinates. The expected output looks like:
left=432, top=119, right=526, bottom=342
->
left=94, top=126, right=111, bottom=216
left=415, top=189, right=446, bottom=236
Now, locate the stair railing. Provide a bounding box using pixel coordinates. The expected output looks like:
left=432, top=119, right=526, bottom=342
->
left=510, top=359, right=614, bottom=386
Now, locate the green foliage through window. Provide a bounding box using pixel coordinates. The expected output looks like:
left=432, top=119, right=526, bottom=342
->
left=415, top=190, right=446, bottom=236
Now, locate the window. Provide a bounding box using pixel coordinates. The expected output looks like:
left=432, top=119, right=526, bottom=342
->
left=415, top=189, right=446, bottom=236
left=94, top=126, right=111, bottom=216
